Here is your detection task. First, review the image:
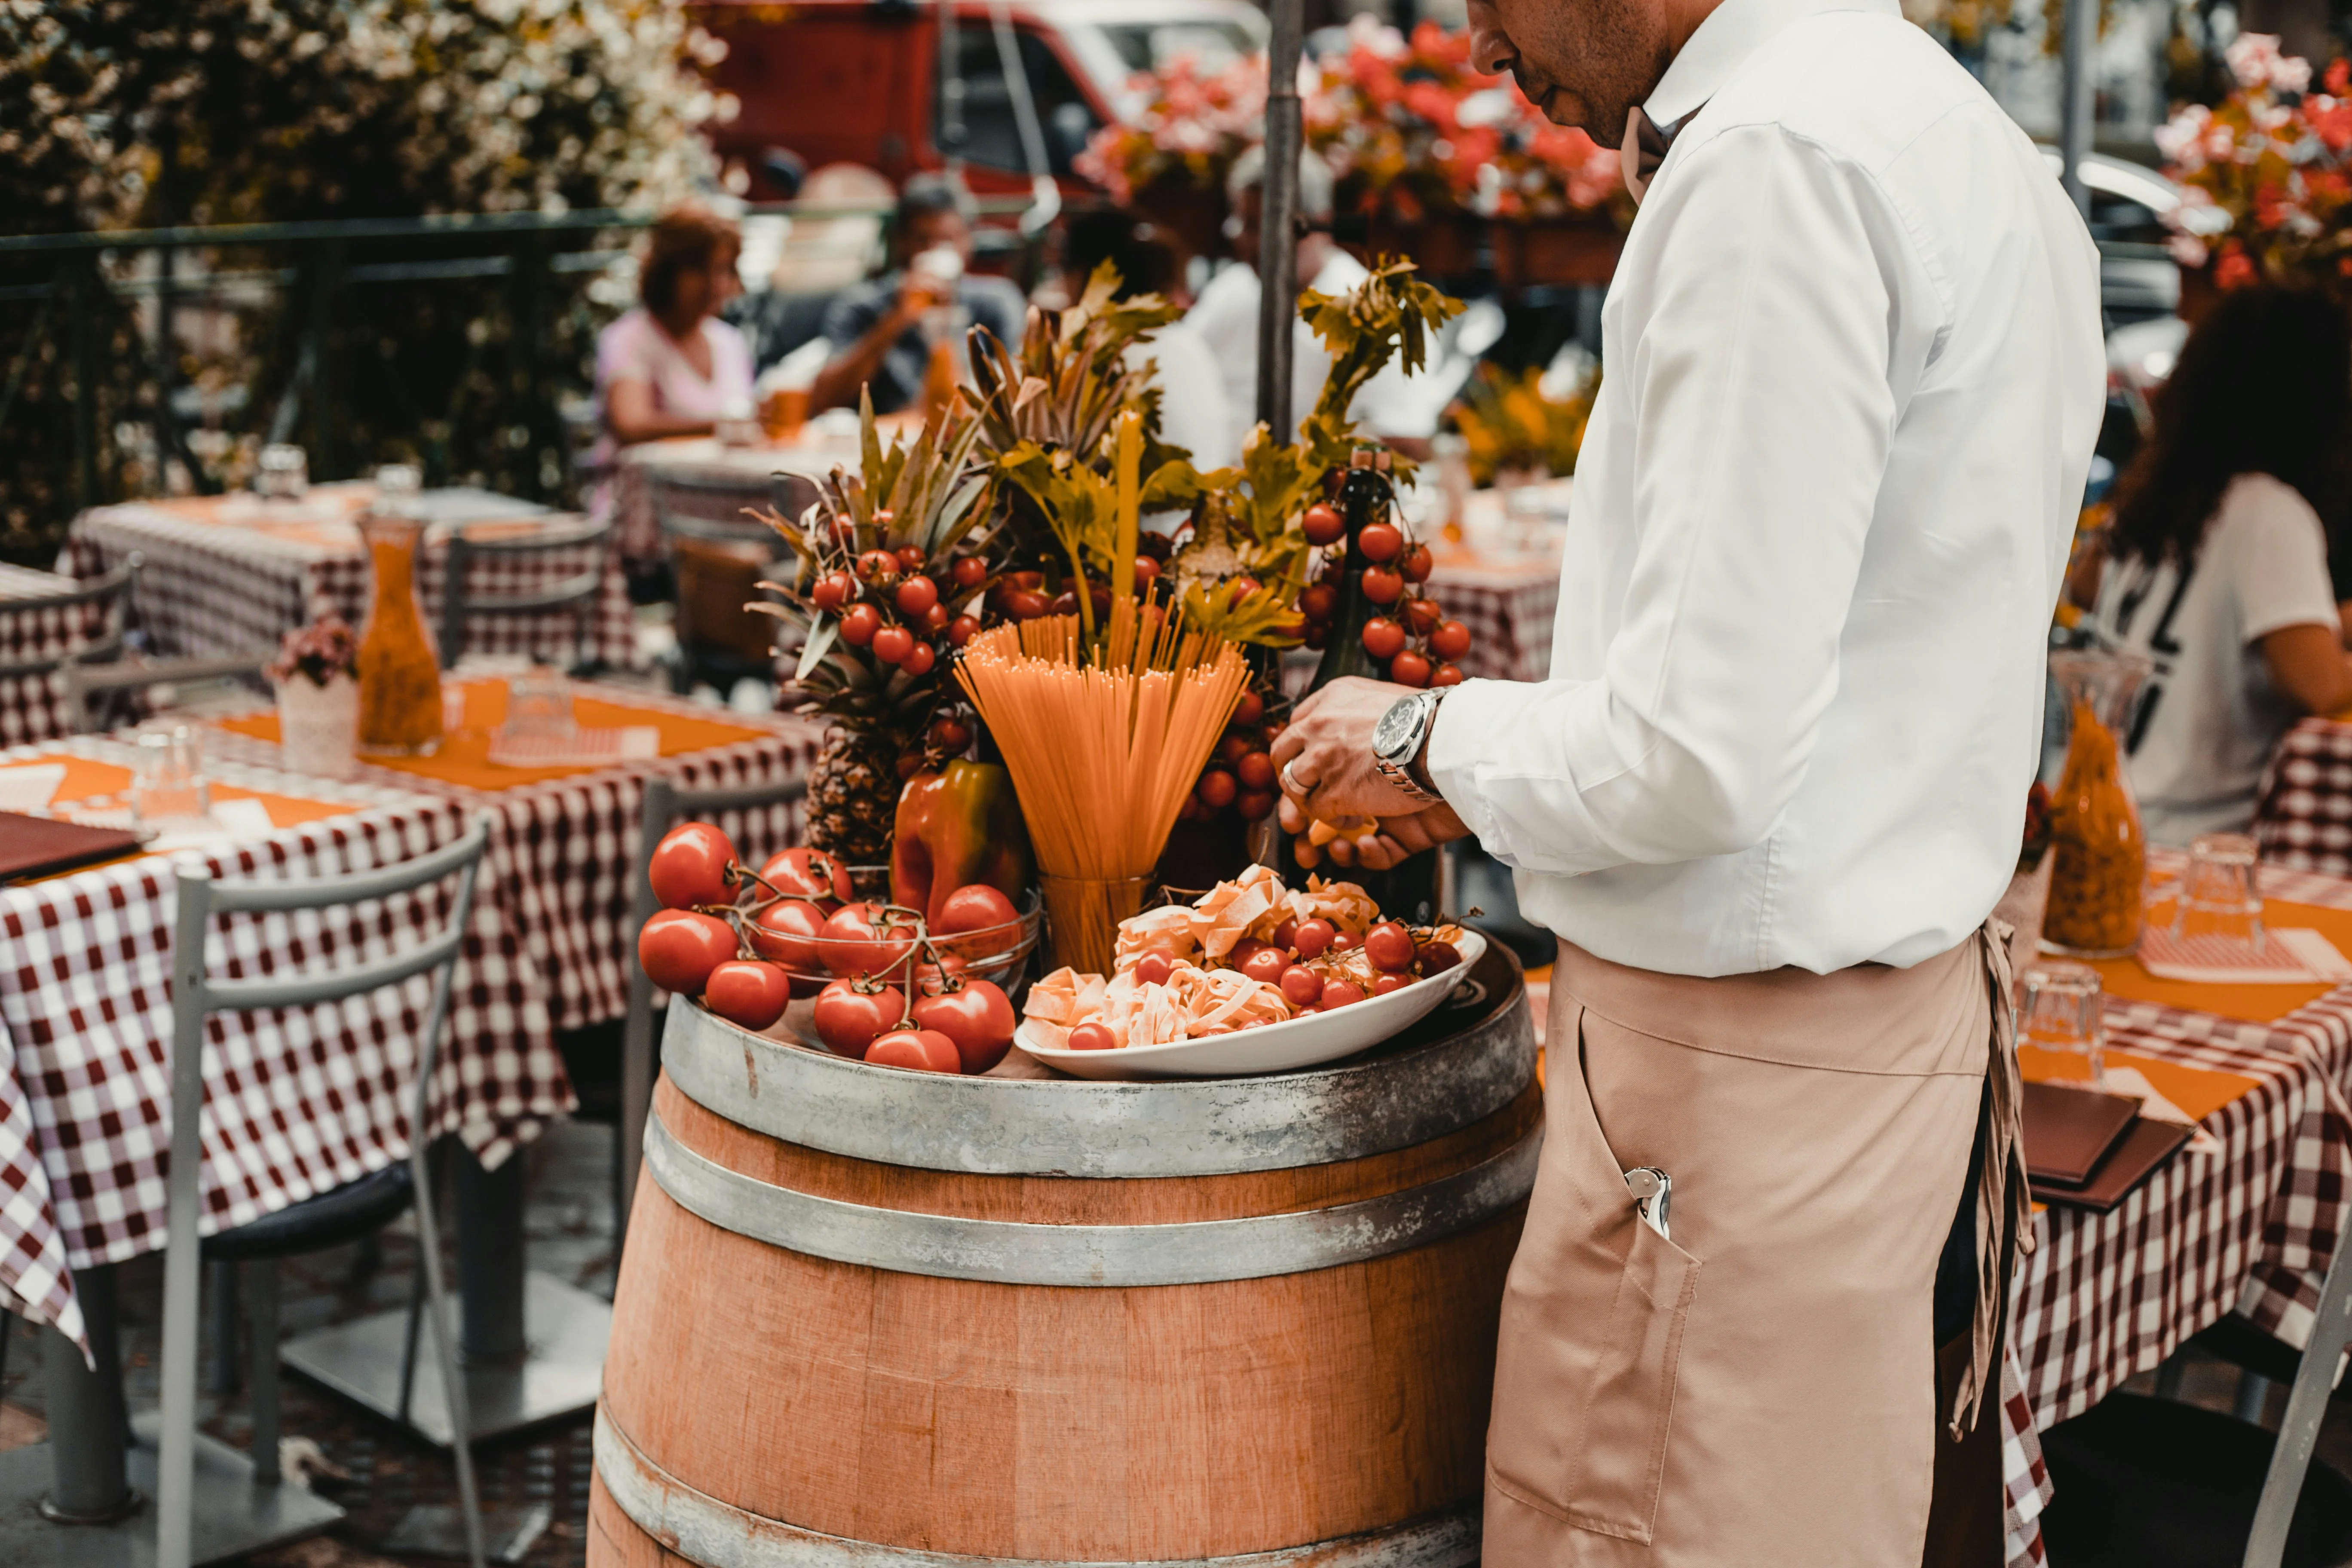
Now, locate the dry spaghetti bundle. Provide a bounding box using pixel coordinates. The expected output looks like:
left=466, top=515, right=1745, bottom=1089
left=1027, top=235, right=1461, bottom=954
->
left=956, top=597, right=1247, bottom=971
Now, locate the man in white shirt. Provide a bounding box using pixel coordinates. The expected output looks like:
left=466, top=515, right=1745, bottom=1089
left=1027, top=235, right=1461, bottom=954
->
left=1269, top=0, right=2104, bottom=1558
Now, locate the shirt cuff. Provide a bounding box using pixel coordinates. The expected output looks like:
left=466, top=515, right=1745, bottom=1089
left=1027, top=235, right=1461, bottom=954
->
left=1426, top=677, right=1535, bottom=857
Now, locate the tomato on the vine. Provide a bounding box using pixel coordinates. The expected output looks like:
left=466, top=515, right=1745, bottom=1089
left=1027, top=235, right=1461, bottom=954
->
left=911, top=980, right=1017, bottom=1073
left=1196, top=769, right=1237, bottom=809
left=1299, top=582, right=1338, bottom=622
left=948, top=614, right=981, bottom=645
left=1292, top=918, right=1336, bottom=959
left=821, top=902, right=922, bottom=977
left=760, top=846, right=852, bottom=903
left=950, top=555, right=988, bottom=588
left=1403, top=598, right=1442, bottom=634
left=1360, top=566, right=1403, bottom=604
left=704, top=961, right=791, bottom=1030
left=1430, top=619, right=1472, bottom=660
left=857, top=549, right=899, bottom=582
left=810, top=572, right=852, bottom=611
left=812, top=979, right=905, bottom=1058
left=894, top=576, right=939, bottom=617
left=901, top=642, right=937, bottom=676
left=1361, top=617, right=1407, bottom=660
left=1365, top=921, right=1417, bottom=973
left=895, top=545, right=927, bottom=572
left=638, top=910, right=739, bottom=995
left=1390, top=651, right=1432, bottom=688
left=649, top=822, right=737, bottom=909
left=1302, top=502, right=1345, bottom=545
left=1231, top=690, right=1265, bottom=726
left=1402, top=545, right=1434, bottom=582
left=1358, top=522, right=1403, bottom=563
left=841, top=603, right=881, bottom=646
left=1431, top=662, right=1465, bottom=687
left=872, top=625, right=915, bottom=665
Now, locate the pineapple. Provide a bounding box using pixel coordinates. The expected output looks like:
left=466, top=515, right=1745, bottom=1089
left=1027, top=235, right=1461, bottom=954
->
left=806, top=726, right=901, bottom=866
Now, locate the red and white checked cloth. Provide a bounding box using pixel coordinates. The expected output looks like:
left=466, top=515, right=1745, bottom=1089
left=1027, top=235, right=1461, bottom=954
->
left=609, top=438, right=836, bottom=568
left=1424, top=553, right=1559, bottom=685
left=0, top=563, right=114, bottom=747
left=0, top=741, right=571, bottom=1356
left=202, top=686, right=831, bottom=1035
left=67, top=488, right=635, bottom=671
left=2255, top=715, right=2352, bottom=879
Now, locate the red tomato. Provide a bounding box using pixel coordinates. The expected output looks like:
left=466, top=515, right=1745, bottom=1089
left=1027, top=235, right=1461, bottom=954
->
left=760, top=846, right=853, bottom=903
left=1374, top=973, right=1410, bottom=996
left=1231, top=690, right=1265, bottom=726
left=704, top=961, right=791, bottom=1031
left=1430, top=619, right=1472, bottom=661
left=1271, top=917, right=1298, bottom=950
left=1320, top=978, right=1366, bottom=1010
left=821, top=902, right=921, bottom=977
left=1133, top=556, right=1160, bottom=585
left=1358, top=521, right=1403, bottom=563
left=929, top=716, right=973, bottom=753
left=1005, top=589, right=1049, bottom=620
left=1361, top=618, right=1407, bottom=660
left=948, top=614, right=981, bottom=646
left=895, top=545, right=927, bottom=572
left=1279, top=965, right=1323, bottom=1008
left=1235, top=751, right=1277, bottom=791
left=1360, top=566, right=1404, bottom=605
left=872, top=625, right=915, bottom=665
left=935, top=883, right=1020, bottom=935
left=1239, top=946, right=1289, bottom=985
left=1390, top=650, right=1432, bottom=689
left=1402, top=544, right=1434, bottom=582
left=1365, top=921, right=1416, bottom=974
left=911, top=980, right=1017, bottom=1073
left=895, top=576, right=940, bottom=617
left=866, top=1028, right=962, bottom=1072
left=812, top=979, right=905, bottom=1059
left=1068, top=1022, right=1118, bottom=1051
left=810, top=572, right=851, bottom=611
left=1416, top=939, right=1464, bottom=975
left=649, top=822, right=737, bottom=909
left=901, top=642, right=937, bottom=676
left=1237, top=790, right=1275, bottom=821
left=1292, top=918, right=1336, bottom=959
left=951, top=556, right=988, bottom=588
left=1332, top=930, right=1361, bottom=953
left=748, top=898, right=827, bottom=968
left=1196, top=769, right=1237, bottom=809
left=638, top=910, right=738, bottom=995
left=1217, top=732, right=1253, bottom=766
left=1403, top=597, right=1442, bottom=634
left=841, top=603, right=881, bottom=646
left=912, top=952, right=970, bottom=992
left=1431, top=662, right=1465, bottom=688
left=1302, top=502, right=1345, bottom=545
left=1134, top=950, right=1177, bottom=986
left=922, top=602, right=952, bottom=633
left=1299, top=582, right=1339, bottom=622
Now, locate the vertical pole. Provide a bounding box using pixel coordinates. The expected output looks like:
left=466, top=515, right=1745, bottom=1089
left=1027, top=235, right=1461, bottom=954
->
left=153, top=238, right=178, bottom=493
left=1257, top=0, right=1305, bottom=441
left=40, top=1265, right=132, bottom=1522
left=455, top=1146, right=528, bottom=1365
left=935, top=0, right=967, bottom=185
left=2059, top=0, right=2095, bottom=218
left=308, top=241, right=344, bottom=480
left=70, top=261, right=97, bottom=512
left=246, top=1260, right=282, bottom=1485
left=156, top=870, right=215, bottom=1568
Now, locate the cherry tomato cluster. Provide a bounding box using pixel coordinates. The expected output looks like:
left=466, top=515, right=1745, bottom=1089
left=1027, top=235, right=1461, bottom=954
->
left=1075, top=917, right=1467, bottom=1047
left=1178, top=686, right=1282, bottom=824
left=634, top=822, right=1023, bottom=1075
left=1295, top=501, right=1468, bottom=689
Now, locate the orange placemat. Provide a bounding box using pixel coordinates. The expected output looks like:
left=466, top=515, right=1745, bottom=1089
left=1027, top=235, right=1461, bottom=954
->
left=1, top=754, right=133, bottom=805
left=2088, top=897, right=2352, bottom=1024
left=215, top=682, right=773, bottom=790
left=2022, top=1045, right=2265, bottom=1125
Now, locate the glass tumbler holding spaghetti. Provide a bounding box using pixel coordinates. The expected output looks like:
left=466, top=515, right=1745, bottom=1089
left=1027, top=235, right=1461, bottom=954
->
left=2040, top=649, right=2152, bottom=959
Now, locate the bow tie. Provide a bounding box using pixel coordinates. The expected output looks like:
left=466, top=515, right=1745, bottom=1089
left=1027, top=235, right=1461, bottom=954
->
left=1619, top=105, right=1695, bottom=204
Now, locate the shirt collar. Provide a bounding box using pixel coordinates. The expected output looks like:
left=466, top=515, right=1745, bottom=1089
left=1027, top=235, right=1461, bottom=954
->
left=1643, top=0, right=1901, bottom=129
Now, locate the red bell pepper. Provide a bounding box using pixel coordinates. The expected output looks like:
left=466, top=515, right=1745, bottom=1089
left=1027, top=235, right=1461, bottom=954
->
left=890, top=760, right=1032, bottom=925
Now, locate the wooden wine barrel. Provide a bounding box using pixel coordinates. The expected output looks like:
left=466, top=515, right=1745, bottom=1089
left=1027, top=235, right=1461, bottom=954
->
left=591, top=946, right=1539, bottom=1568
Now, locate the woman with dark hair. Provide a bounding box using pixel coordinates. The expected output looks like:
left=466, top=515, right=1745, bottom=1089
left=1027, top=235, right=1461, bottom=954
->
left=2086, top=286, right=2352, bottom=843
left=596, top=203, right=754, bottom=449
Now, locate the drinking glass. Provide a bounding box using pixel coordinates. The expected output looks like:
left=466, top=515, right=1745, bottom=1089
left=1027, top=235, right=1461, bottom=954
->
left=2017, top=961, right=2105, bottom=1087
left=255, top=444, right=309, bottom=500
left=374, top=462, right=423, bottom=516
left=132, top=727, right=211, bottom=828
left=2175, top=831, right=2264, bottom=950
left=503, top=668, right=576, bottom=741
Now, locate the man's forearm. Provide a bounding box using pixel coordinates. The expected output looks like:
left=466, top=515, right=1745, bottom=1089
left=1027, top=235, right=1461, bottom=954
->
left=812, top=312, right=908, bottom=412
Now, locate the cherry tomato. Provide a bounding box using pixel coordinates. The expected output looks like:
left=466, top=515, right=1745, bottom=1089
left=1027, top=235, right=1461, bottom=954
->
left=1390, top=650, right=1432, bottom=688
left=870, top=625, right=914, bottom=665
left=1237, top=790, right=1275, bottom=821
left=748, top=897, right=827, bottom=968
left=809, top=573, right=851, bottom=611
left=1068, top=1021, right=1118, bottom=1051
left=951, top=555, right=988, bottom=588
left=922, top=602, right=951, bottom=634
left=1047, top=590, right=1079, bottom=616
left=1358, top=522, right=1403, bottom=563
left=935, top=883, right=1020, bottom=936
left=1431, top=662, right=1465, bottom=687
left=1218, top=733, right=1253, bottom=766
left=1403, top=597, right=1442, bottom=634
left=1360, top=565, right=1404, bottom=604
left=1232, top=690, right=1265, bottom=726
left=1365, top=921, right=1417, bottom=974
left=1005, top=589, right=1049, bottom=620
left=1299, top=582, right=1339, bottom=622
left=911, top=952, right=969, bottom=992
left=857, top=549, right=899, bottom=582
left=910, top=980, right=1017, bottom=1073
left=841, top=603, right=881, bottom=646
left=1303, top=623, right=1330, bottom=650
left=929, top=716, right=973, bottom=753
left=1402, top=544, right=1434, bottom=582
left=1240, top=946, right=1289, bottom=985
left=1416, top=939, right=1464, bottom=975
left=1320, top=978, right=1366, bottom=1010
left=894, top=575, right=939, bottom=618
left=759, top=846, right=853, bottom=903
left=901, top=641, right=936, bottom=677
left=1279, top=965, right=1324, bottom=1008
left=1271, top=917, right=1298, bottom=950
left=895, top=545, right=928, bottom=572
left=1301, top=502, right=1345, bottom=545
left=948, top=614, right=981, bottom=646
left=820, top=902, right=921, bottom=977
left=1236, top=751, right=1276, bottom=790
left=866, top=1028, right=962, bottom=1073
left=1430, top=619, right=1472, bottom=660
left=649, top=822, right=738, bottom=909
left=1133, top=557, right=1160, bottom=586
left=1374, top=973, right=1410, bottom=996
left=1292, top=918, right=1336, bottom=959
left=1332, top=930, right=1362, bottom=953
left=638, top=910, right=739, bottom=995
left=1361, top=618, right=1407, bottom=660
left=812, top=979, right=906, bottom=1059
left=704, top=960, right=791, bottom=1031
left=1134, top=950, right=1177, bottom=986
left=1195, top=768, right=1237, bottom=809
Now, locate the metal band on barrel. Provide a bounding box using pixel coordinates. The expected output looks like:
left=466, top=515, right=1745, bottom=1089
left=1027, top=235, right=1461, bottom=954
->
left=659, top=982, right=1534, bottom=1178
left=641, top=1106, right=1540, bottom=1288
left=594, top=1408, right=1480, bottom=1568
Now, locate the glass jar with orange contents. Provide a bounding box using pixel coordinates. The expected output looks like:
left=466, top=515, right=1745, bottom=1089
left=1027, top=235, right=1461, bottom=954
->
left=2040, top=649, right=2154, bottom=958
left=355, top=507, right=444, bottom=756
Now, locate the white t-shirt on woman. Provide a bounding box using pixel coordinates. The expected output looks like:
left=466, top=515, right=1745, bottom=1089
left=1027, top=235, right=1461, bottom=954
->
left=2092, top=472, right=2340, bottom=845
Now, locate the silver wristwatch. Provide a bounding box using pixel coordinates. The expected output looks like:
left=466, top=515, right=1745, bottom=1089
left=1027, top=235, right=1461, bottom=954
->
left=1372, top=689, right=1447, bottom=805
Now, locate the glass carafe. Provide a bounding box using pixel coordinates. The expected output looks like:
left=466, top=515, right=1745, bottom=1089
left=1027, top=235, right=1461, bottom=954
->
left=2040, top=649, right=2153, bottom=958
left=355, top=512, right=444, bottom=756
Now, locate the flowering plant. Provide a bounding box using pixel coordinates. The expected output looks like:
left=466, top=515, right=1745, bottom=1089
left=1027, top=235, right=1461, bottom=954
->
left=1076, top=54, right=1268, bottom=207
left=269, top=616, right=361, bottom=689
left=2156, top=34, right=2352, bottom=291
left=1447, top=361, right=1596, bottom=486
left=1305, top=18, right=1625, bottom=224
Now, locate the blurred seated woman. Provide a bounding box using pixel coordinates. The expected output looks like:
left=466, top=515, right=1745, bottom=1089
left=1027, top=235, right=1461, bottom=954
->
left=2081, top=286, right=2352, bottom=844
left=597, top=204, right=754, bottom=449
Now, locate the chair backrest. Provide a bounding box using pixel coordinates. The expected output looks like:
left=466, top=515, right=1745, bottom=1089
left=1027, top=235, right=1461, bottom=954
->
left=0, top=557, right=139, bottom=682
left=615, top=774, right=808, bottom=1244
left=647, top=467, right=779, bottom=542
left=2244, top=1200, right=2352, bottom=1568
left=64, top=654, right=271, bottom=735
left=156, top=815, right=490, bottom=1568
left=438, top=514, right=614, bottom=671
left=655, top=475, right=809, bottom=676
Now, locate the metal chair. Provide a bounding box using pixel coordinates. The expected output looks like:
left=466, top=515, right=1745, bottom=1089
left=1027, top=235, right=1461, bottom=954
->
left=438, top=514, right=615, bottom=674
left=156, top=818, right=494, bottom=1568
left=615, top=773, right=808, bottom=1247
left=650, top=469, right=812, bottom=697
left=2038, top=1215, right=2352, bottom=1567
left=0, top=559, right=138, bottom=679
left=65, top=654, right=272, bottom=734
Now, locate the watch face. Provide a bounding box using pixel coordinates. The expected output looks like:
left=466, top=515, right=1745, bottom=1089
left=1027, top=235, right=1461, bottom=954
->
left=1374, top=697, right=1420, bottom=760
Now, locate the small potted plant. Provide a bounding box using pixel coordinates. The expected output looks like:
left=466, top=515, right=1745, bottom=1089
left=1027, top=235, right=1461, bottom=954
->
left=270, top=615, right=361, bottom=776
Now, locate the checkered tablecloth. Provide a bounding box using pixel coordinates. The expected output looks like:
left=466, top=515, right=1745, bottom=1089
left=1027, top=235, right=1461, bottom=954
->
left=2254, top=715, right=2352, bottom=877
left=0, top=741, right=572, bottom=1357
left=67, top=487, right=635, bottom=671
left=610, top=438, right=837, bottom=568
left=0, top=564, right=112, bottom=747
left=1424, top=553, right=1558, bottom=684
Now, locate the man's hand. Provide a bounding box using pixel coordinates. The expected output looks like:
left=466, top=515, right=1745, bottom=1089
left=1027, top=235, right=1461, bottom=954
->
left=1277, top=794, right=1470, bottom=871
left=1268, top=677, right=1472, bottom=870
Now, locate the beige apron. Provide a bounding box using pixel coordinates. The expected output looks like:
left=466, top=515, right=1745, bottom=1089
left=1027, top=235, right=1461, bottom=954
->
left=1484, top=925, right=2026, bottom=1566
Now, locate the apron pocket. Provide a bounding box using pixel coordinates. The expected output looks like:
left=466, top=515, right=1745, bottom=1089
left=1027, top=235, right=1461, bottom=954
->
left=1563, top=1206, right=1700, bottom=1543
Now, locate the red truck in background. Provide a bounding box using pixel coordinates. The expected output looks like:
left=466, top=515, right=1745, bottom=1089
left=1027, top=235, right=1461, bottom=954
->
left=690, top=0, right=1267, bottom=202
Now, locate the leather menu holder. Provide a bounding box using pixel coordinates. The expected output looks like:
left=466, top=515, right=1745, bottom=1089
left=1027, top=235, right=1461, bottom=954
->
left=2032, top=1116, right=2196, bottom=1213
left=2022, top=1079, right=2142, bottom=1186
left=0, top=812, right=142, bottom=884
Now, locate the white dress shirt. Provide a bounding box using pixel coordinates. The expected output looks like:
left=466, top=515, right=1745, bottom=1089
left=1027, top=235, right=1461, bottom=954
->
left=1426, top=0, right=2105, bottom=976
left=1185, top=251, right=1433, bottom=443
left=1128, top=318, right=1244, bottom=472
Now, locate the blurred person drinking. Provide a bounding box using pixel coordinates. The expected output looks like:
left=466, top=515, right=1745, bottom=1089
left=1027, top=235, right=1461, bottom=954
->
left=810, top=175, right=1028, bottom=416
left=597, top=204, right=756, bottom=449
left=2081, top=287, right=2352, bottom=844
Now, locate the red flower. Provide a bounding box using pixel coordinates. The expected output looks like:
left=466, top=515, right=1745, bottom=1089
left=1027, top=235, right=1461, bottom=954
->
left=2329, top=58, right=2350, bottom=95
left=2216, top=249, right=2259, bottom=288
